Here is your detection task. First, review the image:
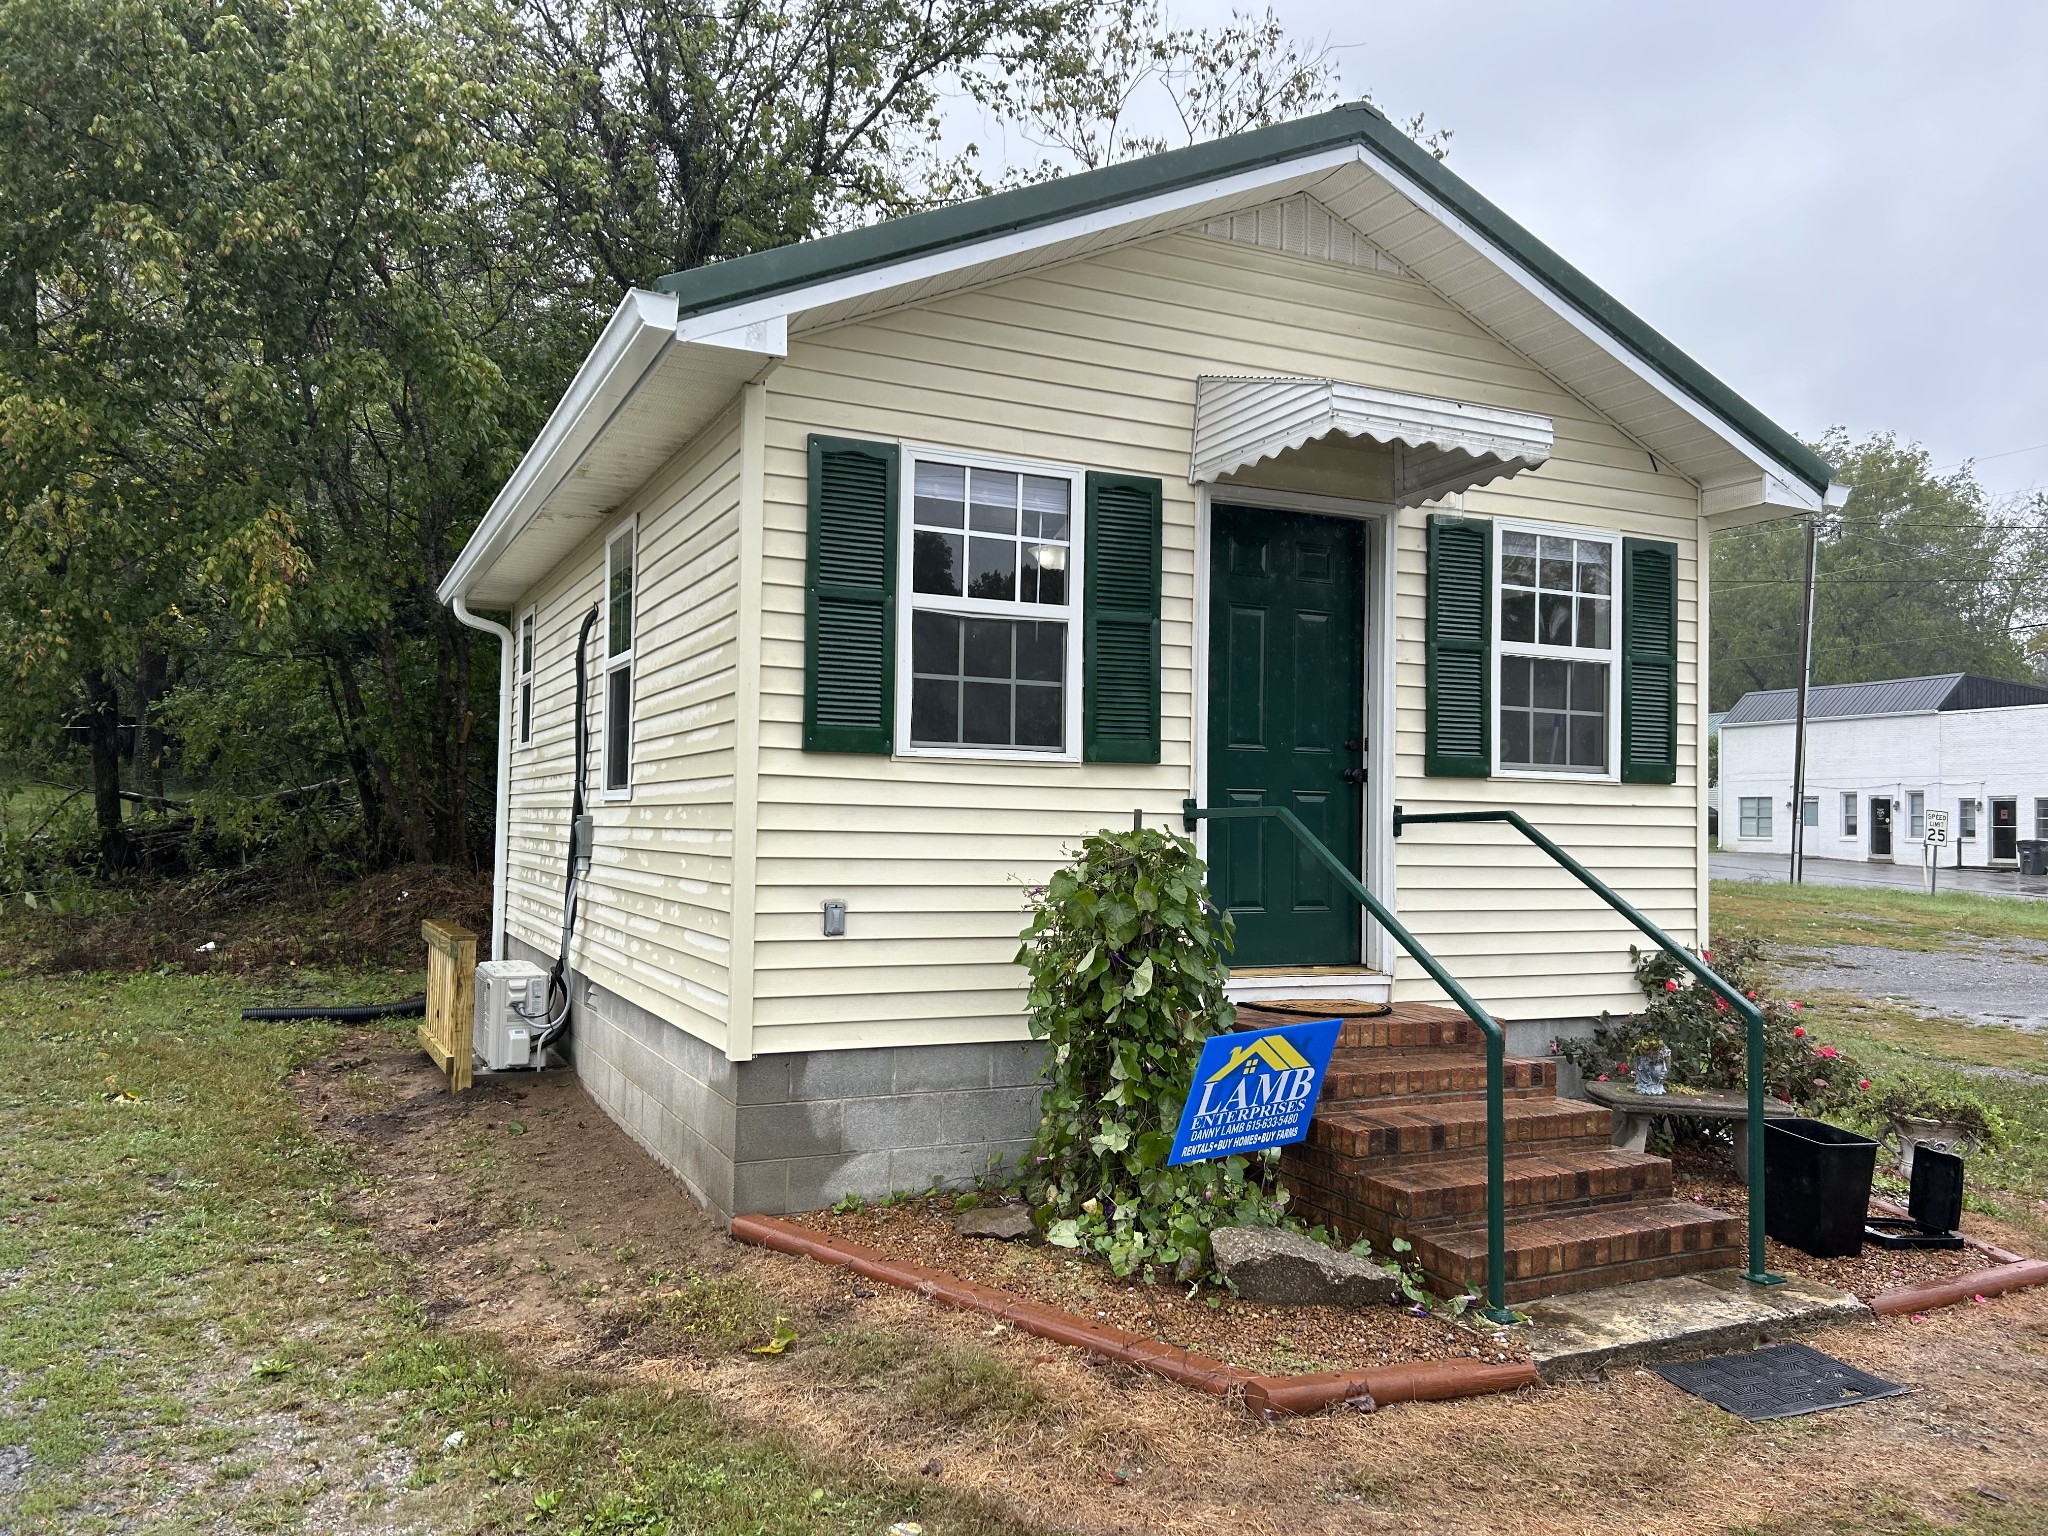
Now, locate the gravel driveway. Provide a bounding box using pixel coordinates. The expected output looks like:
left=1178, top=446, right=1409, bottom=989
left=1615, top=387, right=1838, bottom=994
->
left=1773, top=938, right=2048, bottom=1034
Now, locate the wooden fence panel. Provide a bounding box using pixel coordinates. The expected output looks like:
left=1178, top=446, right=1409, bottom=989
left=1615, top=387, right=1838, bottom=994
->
left=420, top=919, right=477, bottom=1092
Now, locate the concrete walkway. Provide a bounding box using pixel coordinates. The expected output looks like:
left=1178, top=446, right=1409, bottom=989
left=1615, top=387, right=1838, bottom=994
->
left=1710, top=850, right=2048, bottom=901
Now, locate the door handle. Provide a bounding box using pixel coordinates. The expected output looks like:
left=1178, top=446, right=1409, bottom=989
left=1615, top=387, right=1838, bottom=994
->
left=1341, top=767, right=1368, bottom=786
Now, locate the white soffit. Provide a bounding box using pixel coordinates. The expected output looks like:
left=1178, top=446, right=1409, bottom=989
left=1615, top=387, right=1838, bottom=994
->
left=1191, top=375, right=1553, bottom=506
left=439, top=294, right=782, bottom=609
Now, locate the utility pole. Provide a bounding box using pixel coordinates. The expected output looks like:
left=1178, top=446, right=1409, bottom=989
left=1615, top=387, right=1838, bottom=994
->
left=1788, top=515, right=1819, bottom=884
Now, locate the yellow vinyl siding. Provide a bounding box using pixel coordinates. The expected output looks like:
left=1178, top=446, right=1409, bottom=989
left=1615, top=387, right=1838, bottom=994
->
left=740, top=229, right=1702, bottom=1048
left=506, top=408, right=745, bottom=1048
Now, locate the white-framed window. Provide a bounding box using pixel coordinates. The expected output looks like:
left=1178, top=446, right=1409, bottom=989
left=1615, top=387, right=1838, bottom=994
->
left=1960, top=799, right=1976, bottom=839
left=1841, top=792, right=1858, bottom=836
left=1493, top=521, right=1620, bottom=778
left=1801, top=795, right=1818, bottom=828
left=1908, top=790, right=1925, bottom=839
left=1739, top=797, right=1772, bottom=838
left=896, top=447, right=1084, bottom=759
left=2036, top=798, right=2048, bottom=840
left=602, top=520, right=636, bottom=796
left=517, top=609, right=535, bottom=748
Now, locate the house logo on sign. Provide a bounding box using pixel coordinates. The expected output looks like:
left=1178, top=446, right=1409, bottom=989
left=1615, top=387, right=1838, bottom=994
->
left=1168, top=1017, right=1340, bottom=1166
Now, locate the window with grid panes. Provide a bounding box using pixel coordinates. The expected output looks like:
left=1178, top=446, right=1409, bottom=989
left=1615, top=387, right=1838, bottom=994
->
left=517, top=611, right=535, bottom=746
left=1497, top=526, right=1618, bottom=773
left=906, top=457, right=1079, bottom=753
left=1842, top=792, right=1858, bottom=836
left=602, top=523, right=634, bottom=794
left=1739, top=797, right=1771, bottom=838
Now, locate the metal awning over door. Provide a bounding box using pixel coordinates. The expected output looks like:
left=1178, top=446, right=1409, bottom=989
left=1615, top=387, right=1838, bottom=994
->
left=1189, top=374, right=1554, bottom=506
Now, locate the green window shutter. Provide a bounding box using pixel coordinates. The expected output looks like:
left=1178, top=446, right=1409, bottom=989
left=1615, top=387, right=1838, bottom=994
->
left=1425, top=513, right=1493, bottom=777
left=1083, top=471, right=1162, bottom=763
left=1621, top=536, right=1679, bottom=784
left=803, top=435, right=898, bottom=754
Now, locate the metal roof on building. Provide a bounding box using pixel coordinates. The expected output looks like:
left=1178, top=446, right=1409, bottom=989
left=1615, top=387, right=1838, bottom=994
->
left=1721, top=673, right=2048, bottom=725
left=651, top=103, right=1832, bottom=495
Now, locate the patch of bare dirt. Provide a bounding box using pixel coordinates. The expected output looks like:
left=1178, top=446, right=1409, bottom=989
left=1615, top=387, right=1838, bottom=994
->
left=784, top=1199, right=1524, bottom=1373
left=9, top=862, right=492, bottom=975
left=304, top=1032, right=2048, bottom=1536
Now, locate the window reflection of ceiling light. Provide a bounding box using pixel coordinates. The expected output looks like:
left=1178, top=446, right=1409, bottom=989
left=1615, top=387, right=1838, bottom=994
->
left=1035, top=547, right=1066, bottom=571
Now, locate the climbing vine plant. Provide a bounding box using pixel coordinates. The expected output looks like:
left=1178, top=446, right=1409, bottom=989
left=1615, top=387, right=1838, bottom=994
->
left=1015, top=827, right=1292, bottom=1280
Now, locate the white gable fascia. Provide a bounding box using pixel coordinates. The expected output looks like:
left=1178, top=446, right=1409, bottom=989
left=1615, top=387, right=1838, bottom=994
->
left=664, top=143, right=1824, bottom=519
left=1341, top=155, right=1828, bottom=522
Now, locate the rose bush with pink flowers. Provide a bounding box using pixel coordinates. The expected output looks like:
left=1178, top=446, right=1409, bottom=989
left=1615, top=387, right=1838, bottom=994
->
left=1555, top=936, right=1859, bottom=1110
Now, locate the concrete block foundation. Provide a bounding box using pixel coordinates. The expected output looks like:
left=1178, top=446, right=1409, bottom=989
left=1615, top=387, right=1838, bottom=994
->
left=509, top=936, right=1044, bottom=1217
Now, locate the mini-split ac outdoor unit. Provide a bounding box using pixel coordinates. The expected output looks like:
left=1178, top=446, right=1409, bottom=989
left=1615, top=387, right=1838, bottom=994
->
left=474, top=959, right=549, bottom=1071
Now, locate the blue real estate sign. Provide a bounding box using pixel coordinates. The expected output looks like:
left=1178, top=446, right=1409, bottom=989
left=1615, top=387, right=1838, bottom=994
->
left=1167, top=1016, right=1341, bottom=1166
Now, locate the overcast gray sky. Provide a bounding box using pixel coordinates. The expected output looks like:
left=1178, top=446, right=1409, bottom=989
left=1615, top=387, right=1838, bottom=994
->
left=1000, top=2, right=2048, bottom=500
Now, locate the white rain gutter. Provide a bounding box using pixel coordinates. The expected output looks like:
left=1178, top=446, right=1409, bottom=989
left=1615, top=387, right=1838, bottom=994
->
left=452, top=596, right=515, bottom=961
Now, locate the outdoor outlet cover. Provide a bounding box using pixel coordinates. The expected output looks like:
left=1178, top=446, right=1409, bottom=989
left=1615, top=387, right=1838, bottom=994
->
left=822, top=900, right=847, bottom=937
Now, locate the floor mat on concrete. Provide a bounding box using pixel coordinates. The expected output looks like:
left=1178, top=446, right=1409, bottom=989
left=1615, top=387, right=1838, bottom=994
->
left=1651, top=1342, right=1907, bottom=1420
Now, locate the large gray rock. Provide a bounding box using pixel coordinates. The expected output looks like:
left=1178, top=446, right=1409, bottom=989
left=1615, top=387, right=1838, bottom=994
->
left=1210, top=1225, right=1397, bottom=1306
left=952, top=1204, right=1036, bottom=1241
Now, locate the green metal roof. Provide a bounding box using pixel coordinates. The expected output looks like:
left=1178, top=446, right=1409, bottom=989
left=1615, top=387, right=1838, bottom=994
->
left=656, top=102, right=1833, bottom=495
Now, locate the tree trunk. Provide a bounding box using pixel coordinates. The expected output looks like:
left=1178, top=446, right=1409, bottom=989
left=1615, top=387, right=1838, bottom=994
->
left=130, top=643, right=168, bottom=803
left=83, top=668, right=130, bottom=873
left=371, top=626, right=435, bottom=864
left=326, top=651, right=404, bottom=863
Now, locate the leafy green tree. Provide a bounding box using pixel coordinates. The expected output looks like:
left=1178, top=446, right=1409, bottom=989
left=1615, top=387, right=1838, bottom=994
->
left=1710, top=431, right=2048, bottom=709
left=0, top=0, right=1385, bottom=885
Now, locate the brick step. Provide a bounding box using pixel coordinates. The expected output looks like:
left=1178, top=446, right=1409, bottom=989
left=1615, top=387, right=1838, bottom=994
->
left=1414, top=1200, right=1743, bottom=1304
left=1282, top=1146, right=1675, bottom=1248
left=1303, top=1095, right=1611, bottom=1165
left=1235, top=1001, right=1488, bottom=1051
left=1320, top=1046, right=1555, bottom=1106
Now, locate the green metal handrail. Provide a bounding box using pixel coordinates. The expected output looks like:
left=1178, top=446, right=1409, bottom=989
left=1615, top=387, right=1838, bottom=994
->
left=1180, top=798, right=1517, bottom=1323
left=1394, top=806, right=1785, bottom=1288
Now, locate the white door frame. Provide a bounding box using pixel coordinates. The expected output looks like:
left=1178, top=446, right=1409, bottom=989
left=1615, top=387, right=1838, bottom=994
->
left=1190, top=482, right=1399, bottom=973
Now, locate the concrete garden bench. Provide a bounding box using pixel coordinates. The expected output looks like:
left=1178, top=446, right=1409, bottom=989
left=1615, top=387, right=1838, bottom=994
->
left=1581, top=1082, right=1800, bottom=1182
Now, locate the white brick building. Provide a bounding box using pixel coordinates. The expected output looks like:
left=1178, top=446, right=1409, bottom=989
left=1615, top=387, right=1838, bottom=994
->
left=1718, top=674, right=2048, bottom=868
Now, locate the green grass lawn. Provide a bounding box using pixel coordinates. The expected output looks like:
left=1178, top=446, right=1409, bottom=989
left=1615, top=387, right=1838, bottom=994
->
left=0, top=967, right=1029, bottom=1536
left=1711, top=879, right=2048, bottom=1247
left=1710, top=878, right=2048, bottom=953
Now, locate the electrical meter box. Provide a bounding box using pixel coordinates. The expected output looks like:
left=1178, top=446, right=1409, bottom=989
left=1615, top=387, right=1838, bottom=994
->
left=474, top=959, right=549, bottom=1071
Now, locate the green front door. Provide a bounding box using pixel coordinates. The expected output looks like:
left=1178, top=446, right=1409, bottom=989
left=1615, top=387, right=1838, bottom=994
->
left=1207, top=504, right=1366, bottom=968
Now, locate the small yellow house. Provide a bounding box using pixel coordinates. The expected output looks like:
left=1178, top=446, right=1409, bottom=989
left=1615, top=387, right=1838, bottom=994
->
left=439, top=104, right=1842, bottom=1219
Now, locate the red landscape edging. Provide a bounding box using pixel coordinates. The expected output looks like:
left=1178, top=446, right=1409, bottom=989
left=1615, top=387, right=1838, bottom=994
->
left=1862, top=1198, right=2048, bottom=1317
left=1867, top=1259, right=2048, bottom=1318
left=729, top=1214, right=1540, bottom=1416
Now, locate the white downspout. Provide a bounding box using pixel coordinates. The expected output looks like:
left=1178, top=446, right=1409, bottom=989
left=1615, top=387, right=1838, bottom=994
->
left=452, top=594, right=515, bottom=961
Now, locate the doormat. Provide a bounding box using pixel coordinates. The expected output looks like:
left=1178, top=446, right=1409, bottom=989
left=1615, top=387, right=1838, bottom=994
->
left=1651, top=1342, right=1907, bottom=1421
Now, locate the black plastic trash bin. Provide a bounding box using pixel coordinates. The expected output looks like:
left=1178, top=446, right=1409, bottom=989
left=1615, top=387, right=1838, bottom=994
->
left=1764, top=1117, right=1879, bottom=1258
left=2020, top=840, right=2048, bottom=877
